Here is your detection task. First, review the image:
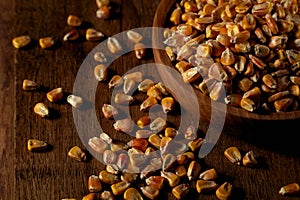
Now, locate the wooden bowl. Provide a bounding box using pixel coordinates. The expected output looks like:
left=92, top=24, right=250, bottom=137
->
left=152, top=0, right=300, bottom=137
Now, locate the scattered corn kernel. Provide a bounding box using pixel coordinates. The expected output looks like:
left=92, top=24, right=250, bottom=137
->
left=279, top=183, right=300, bottom=195
left=63, top=29, right=79, bottom=41
left=224, top=146, right=242, bottom=165
left=67, top=146, right=86, bottom=162
left=12, top=35, right=31, bottom=49
left=67, top=15, right=82, bottom=27
left=94, top=64, right=108, bottom=81
left=67, top=94, right=83, bottom=108
left=107, top=37, right=122, bottom=54
left=216, top=182, right=233, bottom=200
left=39, top=37, right=55, bottom=49
left=27, top=139, right=48, bottom=152
left=86, top=28, right=104, bottom=41
left=34, top=102, right=49, bottom=118
left=47, top=87, right=63, bottom=103
left=22, top=79, right=39, bottom=91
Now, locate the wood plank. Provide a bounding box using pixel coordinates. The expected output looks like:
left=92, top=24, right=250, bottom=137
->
left=0, top=1, right=16, bottom=200
left=8, top=0, right=300, bottom=200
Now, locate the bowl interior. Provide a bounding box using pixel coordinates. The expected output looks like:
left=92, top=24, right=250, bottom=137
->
left=152, top=0, right=300, bottom=123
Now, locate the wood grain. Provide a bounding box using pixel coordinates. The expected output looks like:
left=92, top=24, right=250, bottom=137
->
left=0, top=0, right=299, bottom=199
left=0, top=1, right=15, bottom=200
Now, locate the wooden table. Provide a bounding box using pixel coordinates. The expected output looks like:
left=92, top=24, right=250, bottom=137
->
left=1, top=0, right=300, bottom=199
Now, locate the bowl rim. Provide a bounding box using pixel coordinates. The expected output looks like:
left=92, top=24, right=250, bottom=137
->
left=152, top=0, right=300, bottom=120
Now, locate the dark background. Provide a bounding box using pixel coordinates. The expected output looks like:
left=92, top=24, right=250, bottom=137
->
left=0, top=0, right=300, bottom=199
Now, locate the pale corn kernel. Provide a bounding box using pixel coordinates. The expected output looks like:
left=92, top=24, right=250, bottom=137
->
left=185, top=125, right=197, bottom=140
left=67, top=94, right=83, bottom=108
left=109, top=75, right=123, bottom=88
left=127, top=30, right=143, bottom=43
left=39, top=37, right=55, bottom=49
left=22, top=79, right=40, bottom=91
left=150, top=117, right=167, bottom=132
left=107, top=37, right=122, bottom=54
left=224, top=146, right=241, bottom=165
left=67, top=15, right=82, bottom=27
left=123, top=79, right=136, bottom=94
left=100, top=132, right=112, bottom=145
left=103, top=149, right=117, bottom=165
left=67, top=146, right=86, bottom=162
left=88, top=137, right=108, bottom=154
left=94, top=52, right=107, bottom=63
left=102, top=104, right=118, bottom=119
left=124, top=71, right=143, bottom=82
left=113, top=118, right=134, bottom=133
left=34, top=102, right=49, bottom=118
left=116, top=153, right=129, bottom=170
left=27, top=139, right=48, bottom=152
left=86, top=28, right=104, bottom=41
left=94, top=64, right=107, bottom=81
left=12, top=35, right=31, bottom=49
left=162, top=153, right=176, bottom=172
left=114, top=93, right=134, bottom=104
left=47, top=87, right=63, bottom=103
left=138, top=79, right=155, bottom=92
